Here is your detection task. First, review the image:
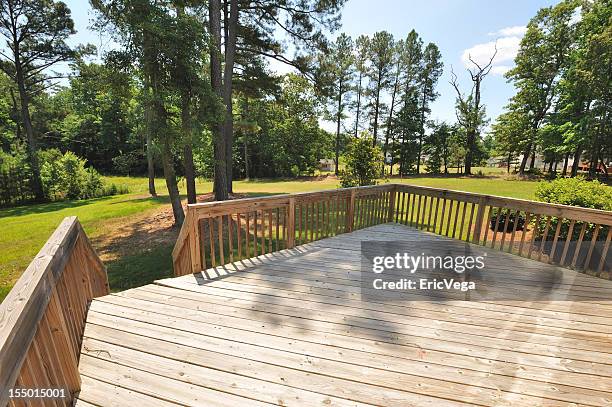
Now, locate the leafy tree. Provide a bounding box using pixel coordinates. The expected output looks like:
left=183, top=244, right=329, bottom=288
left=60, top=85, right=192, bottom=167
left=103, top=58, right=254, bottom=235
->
left=424, top=122, right=453, bottom=174
left=505, top=0, right=578, bottom=175
left=340, top=135, right=382, bottom=187
left=0, top=0, right=88, bottom=201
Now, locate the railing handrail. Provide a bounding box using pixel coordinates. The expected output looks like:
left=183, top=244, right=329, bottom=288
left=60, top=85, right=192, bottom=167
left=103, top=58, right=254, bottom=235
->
left=172, top=183, right=611, bottom=278
left=0, top=216, right=108, bottom=406
left=395, top=184, right=612, bottom=226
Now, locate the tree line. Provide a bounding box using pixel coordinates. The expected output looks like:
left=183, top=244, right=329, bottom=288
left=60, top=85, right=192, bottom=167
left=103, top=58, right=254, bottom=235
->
left=492, top=0, right=611, bottom=178
left=1, top=0, right=608, bottom=225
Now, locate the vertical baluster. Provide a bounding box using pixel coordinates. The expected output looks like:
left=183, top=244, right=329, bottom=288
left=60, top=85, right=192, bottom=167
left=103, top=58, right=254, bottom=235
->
left=571, top=222, right=587, bottom=269
left=253, top=210, right=258, bottom=256
left=498, top=208, right=511, bottom=251
left=298, top=204, right=303, bottom=245
left=559, top=219, right=576, bottom=266
left=548, top=218, right=563, bottom=264
left=218, top=216, right=225, bottom=265
left=208, top=218, right=216, bottom=267
left=438, top=198, right=447, bottom=235
left=260, top=210, right=266, bottom=255
left=482, top=206, right=493, bottom=246
left=426, top=196, right=434, bottom=232
left=518, top=212, right=532, bottom=257
left=597, top=228, right=611, bottom=277
left=275, top=208, right=280, bottom=251
left=268, top=209, right=273, bottom=253
left=490, top=207, right=502, bottom=248
left=527, top=214, right=541, bottom=259
left=228, top=214, right=234, bottom=263
left=537, top=216, right=551, bottom=262
left=445, top=200, right=454, bottom=237
left=506, top=209, right=520, bottom=253
left=584, top=225, right=601, bottom=270
left=245, top=212, right=251, bottom=258
left=466, top=202, right=475, bottom=242
left=432, top=197, right=440, bottom=234
left=236, top=213, right=242, bottom=260
left=457, top=201, right=467, bottom=240
left=451, top=200, right=461, bottom=238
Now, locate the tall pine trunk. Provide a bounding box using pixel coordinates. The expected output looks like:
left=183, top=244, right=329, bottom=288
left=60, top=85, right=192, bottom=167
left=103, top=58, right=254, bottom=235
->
left=354, top=72, right=362, bottom=138
left=335, top=80, right=342, bottom=175
left=223, top=0, right=239, bottom=193
left=14, top=53, right=43, bottom=201
left=209, top=0, right=228, bottom=201
left=181, top=92, right=196, bottom=203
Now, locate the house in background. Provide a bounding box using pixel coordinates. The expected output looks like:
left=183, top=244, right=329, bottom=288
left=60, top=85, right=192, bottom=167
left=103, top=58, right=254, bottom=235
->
left=319, top=158, right=335, bottom=172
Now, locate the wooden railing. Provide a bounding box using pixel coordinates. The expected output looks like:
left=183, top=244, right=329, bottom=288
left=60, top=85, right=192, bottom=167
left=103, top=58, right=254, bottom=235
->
left=173, top=184, right=611, bottom=278
left=0, top=217, right=109, bottom=407
left=172, top=184, right=396, bottom=276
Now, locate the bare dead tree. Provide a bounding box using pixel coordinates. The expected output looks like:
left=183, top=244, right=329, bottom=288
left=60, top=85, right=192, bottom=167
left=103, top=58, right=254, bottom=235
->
left=450, top=44, right=497, bottom=175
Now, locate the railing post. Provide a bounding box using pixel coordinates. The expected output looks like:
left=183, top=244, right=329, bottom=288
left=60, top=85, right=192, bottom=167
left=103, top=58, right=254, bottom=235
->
left=472, top=196, right=487, bottom=244
left=346, top=189, right=356, bottom=232
left=387, top=185, right=397, bottom=222
left=287, top=198, right=296, bottom=248
left=188, top=210, right=202, bottom=273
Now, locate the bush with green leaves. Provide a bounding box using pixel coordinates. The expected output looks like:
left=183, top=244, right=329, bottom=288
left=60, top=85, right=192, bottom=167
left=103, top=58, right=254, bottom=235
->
left=39, top=149, right=123, bottom=201
left=339, top=136, right=382, bottom=187
left=534, top=177, right=611, bottom=241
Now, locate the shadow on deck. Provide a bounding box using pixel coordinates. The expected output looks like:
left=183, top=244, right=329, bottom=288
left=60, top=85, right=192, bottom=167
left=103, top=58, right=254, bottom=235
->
left=76, top=223, right=612, bottom=406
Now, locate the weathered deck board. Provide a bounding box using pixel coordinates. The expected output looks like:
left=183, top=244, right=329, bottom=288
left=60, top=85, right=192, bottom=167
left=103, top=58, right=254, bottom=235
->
left=77, top=224, right=612, bottom=406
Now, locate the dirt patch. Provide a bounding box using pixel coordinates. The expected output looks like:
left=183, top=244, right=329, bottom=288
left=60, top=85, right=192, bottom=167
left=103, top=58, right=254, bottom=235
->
left=93, top=193, right=249, bottom=262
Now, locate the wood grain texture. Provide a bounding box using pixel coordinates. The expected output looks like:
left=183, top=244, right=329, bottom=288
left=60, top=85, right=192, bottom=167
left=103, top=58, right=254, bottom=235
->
left=78, top=224, right=612, bottom=406
left=0, top=217, right=109, bottom=407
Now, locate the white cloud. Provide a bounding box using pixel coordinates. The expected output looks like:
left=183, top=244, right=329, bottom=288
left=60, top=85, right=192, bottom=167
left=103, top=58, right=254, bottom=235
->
left=488, top=25, right=527, bottom=37
left=491, top=65, right=512, bottom=75
left=462, top=25, right=526, bottom=75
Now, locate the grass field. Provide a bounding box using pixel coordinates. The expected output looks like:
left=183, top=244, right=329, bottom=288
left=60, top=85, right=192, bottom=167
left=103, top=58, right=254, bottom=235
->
left=0, top=169, right=540, bottom=301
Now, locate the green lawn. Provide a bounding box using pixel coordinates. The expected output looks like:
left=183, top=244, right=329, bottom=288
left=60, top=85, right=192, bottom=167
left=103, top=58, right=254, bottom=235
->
left=0, top=170, right=540, bottom=301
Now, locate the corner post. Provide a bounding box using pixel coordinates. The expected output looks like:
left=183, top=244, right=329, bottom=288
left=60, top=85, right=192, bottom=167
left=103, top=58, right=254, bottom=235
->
left=188, top=209, right=202, bottom=273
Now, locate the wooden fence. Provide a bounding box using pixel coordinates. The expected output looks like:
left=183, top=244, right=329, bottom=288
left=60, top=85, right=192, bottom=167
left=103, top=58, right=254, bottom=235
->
left=0, top=217, right=109, bottom=407
left=173, top=184, right=611, bottom=278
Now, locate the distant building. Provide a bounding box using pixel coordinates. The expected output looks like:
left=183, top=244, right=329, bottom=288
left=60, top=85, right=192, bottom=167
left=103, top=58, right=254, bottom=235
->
left=319, top=159, right=335, bottom=172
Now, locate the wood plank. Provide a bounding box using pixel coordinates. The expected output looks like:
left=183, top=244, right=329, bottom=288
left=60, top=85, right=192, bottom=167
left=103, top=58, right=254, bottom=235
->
left=111, top=289, right=612, bottom=391
left=78, top=374, right=179, bottom=406
left=81, top=336, right=369, bottom=407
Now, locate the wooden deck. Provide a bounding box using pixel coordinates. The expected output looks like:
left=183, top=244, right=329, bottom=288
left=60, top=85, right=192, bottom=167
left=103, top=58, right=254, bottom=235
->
left=76, top=223, right=612, bottom=407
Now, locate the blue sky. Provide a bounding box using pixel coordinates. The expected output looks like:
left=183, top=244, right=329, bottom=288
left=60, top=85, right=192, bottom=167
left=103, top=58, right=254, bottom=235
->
left=62, top=0, right=560, bottom=131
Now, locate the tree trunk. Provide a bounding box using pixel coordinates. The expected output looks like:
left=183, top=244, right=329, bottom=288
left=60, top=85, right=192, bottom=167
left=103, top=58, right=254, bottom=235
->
left=562, top=152, right=569, bottom=176
left=354, top=72, right=362, bottom=138
left=518, top=143, right=531, bottom=175
left=507, top=153, right=511, bottom=174
left=529, top=149, right=536, bottom=170
left=571, top=146, right=582, bottom=177
left=14, top=57, right=43, bottom=201
left=181, top=93, right=196, bottom=204
left=416, top=90, right=427, bottom=174
left=335, top=80, right=342, bottom=175
left=146, top=125, right=157, bottom=196
left=372, top=76, right=381, bottom=147
left=209, top=0, right=228, bottom=201
left=223, top=0, right=239, bottom=193
left=383, top=72, right=399, bottom=177
left=160, top=129, right=185, bottom=226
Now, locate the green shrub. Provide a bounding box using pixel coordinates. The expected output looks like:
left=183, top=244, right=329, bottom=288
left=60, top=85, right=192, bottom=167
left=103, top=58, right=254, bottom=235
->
left=534, top=177, right=611, bottom=241
left=339, top=136, right=382, bottom=188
